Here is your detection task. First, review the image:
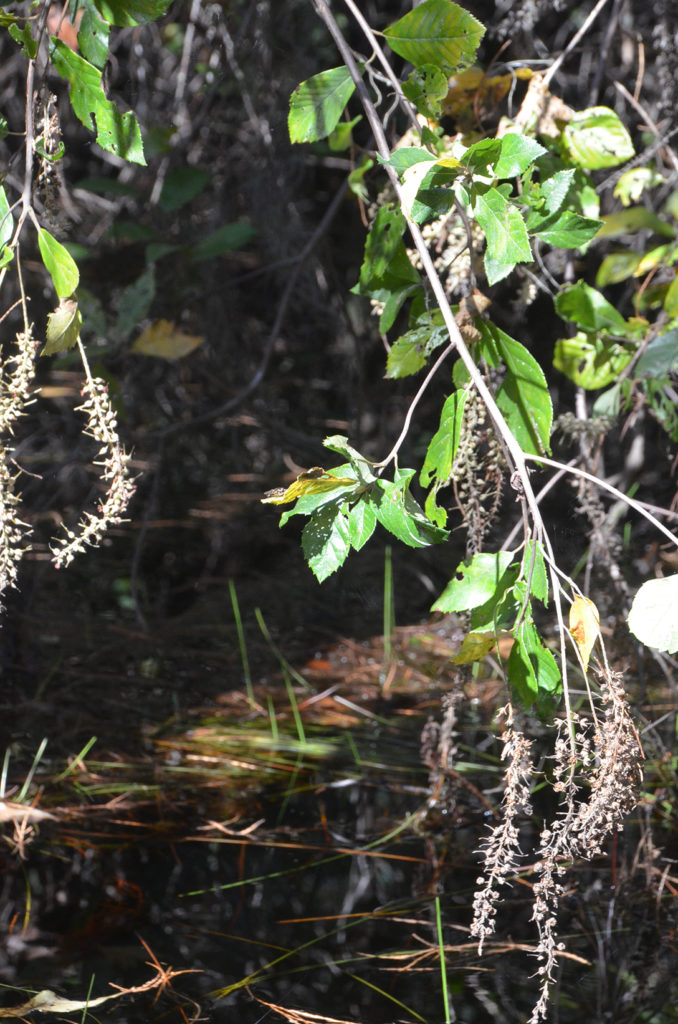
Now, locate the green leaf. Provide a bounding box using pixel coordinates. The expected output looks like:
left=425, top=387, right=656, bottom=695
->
left=540, top=169, right=576, bottom=215
left=92, top=0, right=172, bottom=26
left=420, top=389, right=467, bottom=487
left=494, top=134, right=546, bottom=178
left=562, top=106, right=634, bottom=170
left=159, top=167, right=210, bottom=212
left=613, top=167, right=664, bottom=206
left=664, top=276, right=678, bottom=319
left=323, top=436, right=377, bottom=485
left=302, top=503, right=352, bottom=582
left=50, top=40, right=145, bottom=164
left=384, top=0, right=485, bottom=74
left=522, top=540, right=548, bottom=605
left=554, top=281, right=628, bottom=333
left=43, top=299, right=82, bottom=355
left=528, top=209, right=602, bottom=249
left=553, top=331, right=633, bottom=389
left=347, top=498, right=377, bottom=551
left=117, top=265, right=155, bottom=339
left=595, top=251, right=643, bottom=287
left=328, top=115, right=361, bottom=151
left=352, top=205, right=421, bottom=330
left=386, top=313, right=448, bottom=378
left=463, top=138, right=502, bottom=173
left=597, top=206, right=676, bottom=239
left=432, top=550, right=516, bottom=613
left=627, top=574, right=678, bottom=653
left=474, top=188, right=532, bottom=277
left=0, top=186, right=13, bottom=248
left=507, top=618, right=561, bottom=708
left=78, top=3, right=110, bottom=68
left=635, top=328, right=678, bottom=377
left=191, top=222, right=257, bottom=263
left=38, top=228, right=80, bottom=298
left=288, top=67, right=357, bottom=144
left=374, top=470, right=448, bottom=548
left=8, top=20, right=37, bottom=58
left=402, top=64, right=449, bottom=119
left=477, top=322, right=553, bottom=455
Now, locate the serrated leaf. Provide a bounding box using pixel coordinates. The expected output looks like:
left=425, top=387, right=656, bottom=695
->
left=0, top=186, right=12, bottom=247
left=302, top=504, right=352, bottom=582
left=402, top=64, right=449, bottom=119
left=50, top=40, right=145, bottom=164
left=477, top=321, right=553, bottom=455
left=540, top=168, right=575, bottom=215
left=528, top=209, right=602, bottom=249
left=288, top=66, right=357, bottom=144
left=569, top=595, right=600, bottom=671
left=420, top=389, right=467, bottom=488
left=474, top=188, right=532, bottom=266
left=555, top=281, right=628, bottom=333
left=347, top=498, right=377, bottom=551
left=38, top=228, right=79, bottom=298
left=131, top=319, right=204, bottom=360
left=375, top=471, right=448, bottom=548
left=628, top=575, right=678, bottom=653
left=507, top=619, right=561, bottom=707
left=92, top=0, right=171, bottom=26
left=433, top=550, right=516, bottom=613
left=494, top=134, right=546, bottom=178
left=386, top=314, right=448, bottom=378
left=553, top=331, right=633, bottom=389
left=522, top=540, right=548, bottom=604
left=322, top=436, right=377, bottom=485
left=42, top=299, right=82, bottom=355
left=384, top=0, right=485, bottom=74
left=562, top=106, right=634, bottom=170
left=78, top=3, right=110, bottom=68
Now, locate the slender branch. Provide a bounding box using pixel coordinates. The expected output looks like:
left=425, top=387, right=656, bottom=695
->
left=542, top=0, right=613, bottom=89
left=526, top=454, right=678, bottom=548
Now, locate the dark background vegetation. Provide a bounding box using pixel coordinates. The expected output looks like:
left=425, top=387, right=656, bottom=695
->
left=0, top=1, right=677, bottom=1022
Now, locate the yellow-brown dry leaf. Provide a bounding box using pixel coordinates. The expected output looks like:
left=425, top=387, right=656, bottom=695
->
left=261, top=467, right=355, bottom=505
left=451, top=631, right=497, bottom=665
left=131, top=319, right=203, bottom=360
left=569, top=595, right=600, bottom=671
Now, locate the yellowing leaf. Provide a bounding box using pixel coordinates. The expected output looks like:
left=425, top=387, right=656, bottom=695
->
left=42, top=298, right=82, bottom=355
left=261, top=467, right=355, bottom=505
left=451, top=631, right=497, bottom=665
left=569, top=595, right=600, bottom=671
left=131, top=319, right=203, bottom=360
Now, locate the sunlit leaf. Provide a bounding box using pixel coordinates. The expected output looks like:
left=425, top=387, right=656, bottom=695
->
left=43, top=298, right=82, bottom=355
left=596, top=206, right=675, bottom=239
left=38, top=228, right=79, bottom=298
left=493, top=134, right=546, bottom=178
left=508, top=618, right=561, bottom=707
left=261, top=467, right=356, bottom=506
left=569, top=595, right=600, bottom=671
left=302, top=503, right=352, bottom=582
left=50, top=40, right=145, bottom=163
left=474, top=187, right=532, bottom=268
left=384, top=0, right=485, bottom=74
left=0, top=186, right=13, bottom=247
left=555, top=281, right=628, bottom=333
left=562, top=106, right=634, bottom=170
left=288, top=66, right=357, bottom=144
left=131, top=319, right=204, bottom=360
left=553, top=331, right=632, bottom=389
left=522, top=540, right=548, bottom=605
left=595, top=251, right=643, bottom=287
left=433, top=550, right=516, bottom=613
left=628, top=575, right=678, bottom=653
